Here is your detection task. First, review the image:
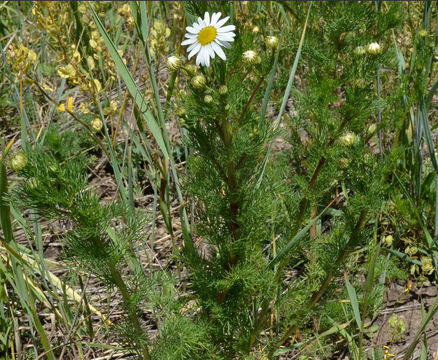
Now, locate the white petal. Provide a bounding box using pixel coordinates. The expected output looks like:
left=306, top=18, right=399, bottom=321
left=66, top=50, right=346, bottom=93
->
left=198, top=17, right=206, bottom=28
left=216, top=39, right=231, bottom=49
left=217, top=25, right=236, bottom=33
left=215, top=16, right=229, bottom=28
left=182, top=38, right=197, bottom=46
left=187, top=41, right=200, bottom=52
left=185, top=33, right=198, bottom=38
left=192, top=22, right=202, bottom=31
left=207, top=44, right=215, bottom=59
left=196, top=48, right=204, bottom=65
left=210, top=12, right=221, bottom=26
left=188, top=43, right=201, bottom=59
left=205, top=52, right=210, bottom=67
left=185, top=26, right=199, bottom=34
left=211, top=41, right=226, bottom=60
left=204, top=12, right=210, bottom=26
left=200, top=47, right=207, bottom=66
left=216, top=34, right=235, bottom=42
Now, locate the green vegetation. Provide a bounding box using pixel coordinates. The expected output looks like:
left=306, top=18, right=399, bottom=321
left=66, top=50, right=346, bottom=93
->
left=1, top=1, right=438, bottom=359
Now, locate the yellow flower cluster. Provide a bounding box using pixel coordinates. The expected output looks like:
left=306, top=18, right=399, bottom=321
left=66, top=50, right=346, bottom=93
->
left=6, top=43, right=37, bottom=75
left=32, top=1, right=69, bottom=35
left=118, top=3, right=135, bottom=29
left=89, top=30, right=106, bottom=54
left=149, top=21, right=171, bottom=58
left=103, top=100, right=118, bottom=116
left=77, top=2, right=107, bottom=29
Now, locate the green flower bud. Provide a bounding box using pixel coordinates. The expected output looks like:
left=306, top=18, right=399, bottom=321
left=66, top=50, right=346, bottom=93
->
left=366, top=42, right=382, bottom=55
left=339, top=132, right=356, bottom=146
left=266, top=36, right=279, bottom=49
left=8, top=152, right=28, bottom=171
left=419, top=29, right=428, bottom=37
left=219, top=85, right=228, bottom=95
left=367, top=124, right=377, bottom=135
left=382, top=235, right=393, bottom=247
left=353, top=45, right=366, bottom=56
left=339, top=158, right=350, bottom=169
left=184, top=64, right=197, bottom=76
left=176, top=107, right=186, bottom=117
left=191, top=74, right=206, bottom=89
left=166, top=55, right=182, bottom=72
left=204, top=95, right=213, bottom=104
left=243, top=50, right=258, bottom=64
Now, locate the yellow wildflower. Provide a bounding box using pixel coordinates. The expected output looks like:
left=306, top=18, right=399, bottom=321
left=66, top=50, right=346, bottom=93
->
left=67, top=97, right=74, bottom=112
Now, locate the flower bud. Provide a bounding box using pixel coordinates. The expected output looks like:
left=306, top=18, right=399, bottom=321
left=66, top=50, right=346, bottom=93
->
left=405, top=246, right=418, bottom=257
left=242, top=50, right=259, bottom=65
left=252, top=26, right=259, bottom=34
left=419, top=29, right=428, bottom=38
left=219, top=85, right=228, bottom=95
left=339, top=158, right=350, bottom=169
left=166, top=55, right=182, bottom=72
left=176, top=107, right=186, bottom=117
left=339, top=132, right=356, bottom=146
left=8, top=152, right=28, bottom=171
left=91, top=118, right=103, bottom=131
left=367, top=124, right=377, bottom=135
left=366, top=42, right=382, bottom=55
left=191, top=74, right=206, bottom=89
left=224, top=104, right=230, bottom=111
left=382, top=235, right=393, bottom=247
left=353, top=46, right=366, bottom=56
left=184, top=64, right=197, bottom=75
left=204, top=95, right=213, bottom=104
left=266, top=36, right=279, bottom=49
left=421, top=256, right=434, bottom=275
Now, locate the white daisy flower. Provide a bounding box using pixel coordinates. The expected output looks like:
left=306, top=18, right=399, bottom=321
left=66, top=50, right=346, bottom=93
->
left=181, top=12, right=236, bottom=67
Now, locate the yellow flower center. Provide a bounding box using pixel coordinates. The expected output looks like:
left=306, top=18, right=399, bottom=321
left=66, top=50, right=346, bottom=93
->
left=197, top=26, right=217, bottom=46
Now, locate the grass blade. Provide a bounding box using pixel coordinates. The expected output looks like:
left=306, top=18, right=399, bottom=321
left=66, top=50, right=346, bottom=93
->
left=345, top=275, right=362, bottom=329
left=90, top=5, right=169, bottom=159
left=256, top=2, right=312, bottom=188
left=402, top=295, right=438, bottom=360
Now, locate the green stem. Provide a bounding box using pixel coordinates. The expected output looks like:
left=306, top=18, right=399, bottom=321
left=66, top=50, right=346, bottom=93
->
left=309, top=210, right=367, bottom=308
left=266, top=210, right=368, bottom=358
left=291, top=111, right=356, bottom=236
left=107, top=261, right=151, bottom=360
left=164, top=71, right=178, bottom=119
left=0, top=161, right=13, bottom=243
